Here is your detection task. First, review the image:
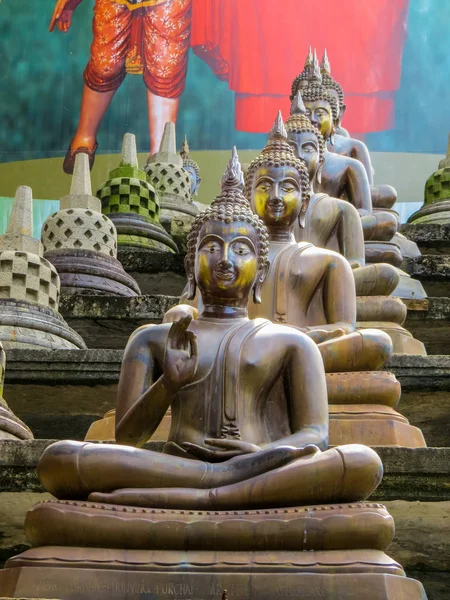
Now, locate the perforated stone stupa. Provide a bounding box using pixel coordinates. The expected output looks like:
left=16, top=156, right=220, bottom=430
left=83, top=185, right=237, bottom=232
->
left=98, top=133, right=177, bottom=253
left=145, top=122, right=199, bottom=252
left=0, top=341, right=33, bottom=440
left=42, top=153, right=141, bottom=296
left=0, top=186, right=85, bottom=350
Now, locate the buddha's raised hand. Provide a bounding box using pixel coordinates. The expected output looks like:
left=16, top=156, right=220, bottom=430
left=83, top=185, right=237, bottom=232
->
left=163, top=316, right=199, bottom=392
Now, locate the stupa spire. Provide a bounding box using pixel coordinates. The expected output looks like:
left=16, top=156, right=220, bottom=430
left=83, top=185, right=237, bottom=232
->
left=60, top=152, right=100, bottom=211
left=120, top=133, right=139, bottom=168
left=0, top=185, right=41, bottom=254
left=147, top=121, right=182, bottom=166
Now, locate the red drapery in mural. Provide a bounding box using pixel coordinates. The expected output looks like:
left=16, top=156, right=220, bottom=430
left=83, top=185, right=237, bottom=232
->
left=190, top=0, right=410, bottom=134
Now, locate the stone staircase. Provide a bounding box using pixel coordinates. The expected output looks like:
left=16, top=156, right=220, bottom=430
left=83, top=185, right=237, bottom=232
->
left=1, top=227, right=450, bottom=599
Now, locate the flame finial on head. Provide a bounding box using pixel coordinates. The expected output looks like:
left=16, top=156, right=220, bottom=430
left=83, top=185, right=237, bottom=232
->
left=304, top=46, right=313, bottom=70
left=310, top=50, right=322, bottom=83
left=180, top=134, right=190, bottom=159
left=290, top=90, right=307, bottom=116
left=221, top=146, right=244, bottom=192
left=268, top=110, right=288, bottom=143
left=321, top=49, right=331, bottom=75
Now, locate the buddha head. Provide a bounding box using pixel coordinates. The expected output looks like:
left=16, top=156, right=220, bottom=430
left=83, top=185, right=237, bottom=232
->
left=320, top=50, right=346, bottom=129
left=180, top=135, right=202, bottom=197
left=245, top=111, right=310, bottom=230
left=286, top=91, right=326, bottom=189
left=185, top=148, right=269, bottom=306
left=294, top=52, right=339, bottom=144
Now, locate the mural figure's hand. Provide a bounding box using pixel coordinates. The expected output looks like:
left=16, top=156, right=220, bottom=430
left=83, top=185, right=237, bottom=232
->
left=49, top=0, right=83, bottom=33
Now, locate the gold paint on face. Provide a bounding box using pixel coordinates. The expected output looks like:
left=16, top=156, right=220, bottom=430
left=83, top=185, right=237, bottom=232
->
left=252, top=165, right=302, bottom=228
left=304, top=99, right=333, bottom=139
left=287, top=131, right=319, bottom=182
left=195, top=220, right=259, bottom=301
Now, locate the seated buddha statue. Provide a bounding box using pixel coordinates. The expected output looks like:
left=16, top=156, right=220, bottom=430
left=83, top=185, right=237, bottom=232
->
left=0, top=154, right=427, bottom=600
left=37, top=152, right=382, bottom=509
left=285, top=91, right=399, bottom=298
left=291, top=49, right=398, bottom=214
left=168, top=124, right=393, bottom=375
left=293, top=60, right=400, bottom=260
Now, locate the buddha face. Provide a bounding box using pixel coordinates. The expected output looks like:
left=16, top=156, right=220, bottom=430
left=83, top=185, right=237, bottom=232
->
left=195, top=220, right=260, bottom=302
left=251, top=165, right=302, bottom=228
left=185, top=166, right=199, bottom=196
left=303, top=99, right=334, bottom=140
left=287, top=131, right=319, bottom=183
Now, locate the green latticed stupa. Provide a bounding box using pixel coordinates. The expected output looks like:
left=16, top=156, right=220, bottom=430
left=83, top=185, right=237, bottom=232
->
left=408, top=133, right=450, bottom=224
left=98, top=133, right=178, bottom=252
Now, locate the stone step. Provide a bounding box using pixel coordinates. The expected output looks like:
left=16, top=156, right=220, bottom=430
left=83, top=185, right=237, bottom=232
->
left=59, top=293, right=441, bottom=353
left=59, top=294, right=179, bottom=349
left=3, top=351, right=450, bottom=445
left=117, top=247, right=186, bottom=296
left=402, top=255, right=450, bottom=296
left=400, top=223, right=450, bottom=255
left=405, top=297, right=450, bottom=355
left=0, top=441, right=449, bottom=599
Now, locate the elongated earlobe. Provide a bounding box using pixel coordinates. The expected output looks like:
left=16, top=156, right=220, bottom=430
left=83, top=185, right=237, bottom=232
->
left=252, top=263, right=269, bottom=304
left=184, top=256, right=197, bottom=301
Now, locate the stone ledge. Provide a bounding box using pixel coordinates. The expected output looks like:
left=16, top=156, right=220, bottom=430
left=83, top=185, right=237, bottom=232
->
left=117, top=248, right=185, bottom=274
left=1, top=442, right=449, bottom=499
left=401, top=223, right=450, bottom=254
left=5, top=350, right=449, bottom=388
left=59, top=294, right=179, bottom=320
left=58, top=294, right=179, bottom=348
left=402, top=256, right=450, bottom=297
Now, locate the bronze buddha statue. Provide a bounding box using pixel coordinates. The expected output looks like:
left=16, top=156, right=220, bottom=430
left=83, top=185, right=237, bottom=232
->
left=285, top=91, right=399, bottom=297
left=37, top=152, right=382, bottom=508
left=0, top=152, right=427, bottom=600
left=292, top=57, right=399, bottom=253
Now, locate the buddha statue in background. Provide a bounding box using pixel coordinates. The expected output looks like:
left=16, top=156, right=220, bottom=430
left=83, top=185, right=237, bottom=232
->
left=293, top=58, right=400, bottom=261
left=0, top=151, right=427, bottom=600
left=285, top=91, right=399, bottom=297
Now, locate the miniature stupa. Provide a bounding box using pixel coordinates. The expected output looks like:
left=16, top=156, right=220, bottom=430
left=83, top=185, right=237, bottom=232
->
left=408, top=133, right=450, bottom=224
left=98, top=133, right=177, bottom=253
left=42, top=153, right=140, bottom=296
left=146, top=122, right=199, bottom=252
left=0, top=341, right=33, bottom=440
left=0, top=186, right=85, bottom=349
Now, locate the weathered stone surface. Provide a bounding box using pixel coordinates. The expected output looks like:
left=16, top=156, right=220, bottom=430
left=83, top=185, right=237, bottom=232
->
left=59, top=294, right=179, bottom=348
left=406, top=572, right=450, bottom=600
left=405, top=297, right=450, bottom=355
left=386, top=355, right=450, bottom=391
left=401, top=223, right=450, bottom=255
left=400, top=391, right=450, bottom=448
left=373, top=447, right=450, bottom=502
left=403, top=255, right=450, bottom=296
left=385, top=501, right=450, bottom=572
left=117, top=248, right=186, bottom=295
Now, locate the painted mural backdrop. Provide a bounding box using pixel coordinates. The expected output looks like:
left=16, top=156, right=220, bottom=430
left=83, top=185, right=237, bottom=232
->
left=0, top=0, right=449, bottom=167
